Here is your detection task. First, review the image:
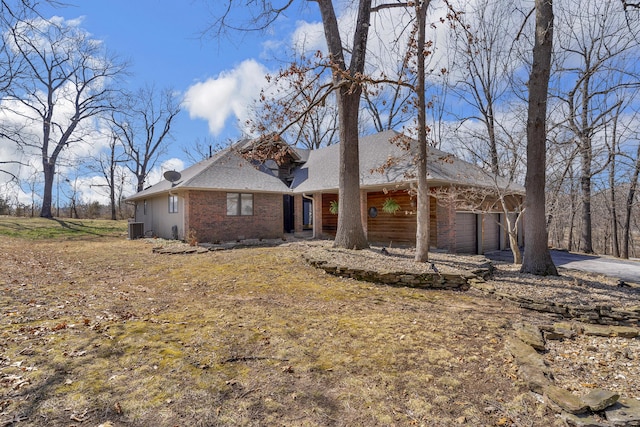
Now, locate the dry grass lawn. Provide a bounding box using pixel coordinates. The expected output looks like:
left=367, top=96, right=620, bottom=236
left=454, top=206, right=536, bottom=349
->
left=0, top=218, right=557, bottom=426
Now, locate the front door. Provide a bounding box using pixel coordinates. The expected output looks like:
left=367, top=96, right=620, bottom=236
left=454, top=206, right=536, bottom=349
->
left=283, top=195, right=294, bottom=233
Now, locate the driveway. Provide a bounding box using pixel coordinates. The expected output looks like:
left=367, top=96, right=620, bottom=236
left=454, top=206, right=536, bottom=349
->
left=485, top=249, right=640, bottom=285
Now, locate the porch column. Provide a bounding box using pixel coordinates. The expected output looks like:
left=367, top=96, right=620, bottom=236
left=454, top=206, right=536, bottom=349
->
left=313, top=193, right=323, bottom=239
left=476, top=214, right=483, bottom=255
left=294, top=194, right=304, bottom=233
left=498, top=213, right=506, bottom=251
left=360, top=190, right=368, bottom=238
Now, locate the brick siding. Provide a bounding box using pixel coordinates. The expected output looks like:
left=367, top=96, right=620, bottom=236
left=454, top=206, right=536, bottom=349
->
left=185, top=190, right=283, bottom=243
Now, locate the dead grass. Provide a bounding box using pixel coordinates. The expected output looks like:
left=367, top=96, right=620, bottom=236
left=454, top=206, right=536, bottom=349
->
left=0, top=220, right=560, bottom=426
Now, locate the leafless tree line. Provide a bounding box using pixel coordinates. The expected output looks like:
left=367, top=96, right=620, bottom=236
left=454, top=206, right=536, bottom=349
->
left=237, top=0, right=640, bottom=265
left=0, top=1, right=181, bottom=219
left=3, top=0, right=639, bottom=269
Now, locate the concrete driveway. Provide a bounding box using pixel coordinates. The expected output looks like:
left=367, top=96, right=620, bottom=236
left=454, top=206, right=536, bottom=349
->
left=485, top=249, right=640, bottom=285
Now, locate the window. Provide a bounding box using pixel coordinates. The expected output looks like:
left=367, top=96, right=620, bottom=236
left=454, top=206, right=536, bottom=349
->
left=227, top=193, right=253, bottom=216
left=143, top=200, right=147, bottom=215
left=168, top=195, right=178, bottom=213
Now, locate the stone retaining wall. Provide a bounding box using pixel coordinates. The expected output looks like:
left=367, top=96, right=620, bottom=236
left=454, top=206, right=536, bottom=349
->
left=302, top=254, right=485, bottom=290
left=472, top=282, right=640, bottom=327
left=509, top=322, right=640, bottom=425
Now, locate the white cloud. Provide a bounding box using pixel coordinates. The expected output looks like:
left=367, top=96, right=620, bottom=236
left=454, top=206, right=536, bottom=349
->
left=183, top=59, right=269, bottom=136
left=291, top=20, right=325, bottom=54
left=145, top=158, right=186, bottom=188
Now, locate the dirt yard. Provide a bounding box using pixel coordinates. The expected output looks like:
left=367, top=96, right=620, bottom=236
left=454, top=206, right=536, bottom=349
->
left=0, top=219, right=634, bottom=426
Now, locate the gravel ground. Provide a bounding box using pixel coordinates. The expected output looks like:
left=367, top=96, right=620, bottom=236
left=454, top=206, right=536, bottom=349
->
left=544, top=335, right=640, bottom=400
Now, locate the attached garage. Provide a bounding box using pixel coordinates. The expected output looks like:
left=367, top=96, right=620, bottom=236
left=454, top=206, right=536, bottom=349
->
left=455, top=212, right=477, bottom=254
left=482, top=213, right=501, bottom=253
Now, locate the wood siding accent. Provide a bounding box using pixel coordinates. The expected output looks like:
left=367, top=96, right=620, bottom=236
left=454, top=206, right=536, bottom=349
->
left=321, top=193, right=339, bottom=236
left=366, top=190, right=437, bottom=245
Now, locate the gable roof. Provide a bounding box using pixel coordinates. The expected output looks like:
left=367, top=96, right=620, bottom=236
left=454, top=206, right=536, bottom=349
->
left=126, top=148, right=291, bottom=201
left=126, top=130, right=523, bottom=202
left=290, top=129, right=523, bottom=193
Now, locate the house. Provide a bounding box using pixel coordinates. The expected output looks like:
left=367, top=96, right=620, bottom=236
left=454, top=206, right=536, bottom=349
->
left=126, top=130, right=524, bottom=254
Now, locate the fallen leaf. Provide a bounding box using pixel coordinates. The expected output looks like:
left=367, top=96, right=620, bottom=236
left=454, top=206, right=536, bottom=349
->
left=52, top=322, right=67, bottom=331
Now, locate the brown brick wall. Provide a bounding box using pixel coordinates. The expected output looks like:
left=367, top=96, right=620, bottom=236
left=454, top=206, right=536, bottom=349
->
left=185, top=190, right=283, bottom=243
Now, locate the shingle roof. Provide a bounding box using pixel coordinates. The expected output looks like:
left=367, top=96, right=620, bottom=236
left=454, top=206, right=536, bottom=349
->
left=126, top=130, right=523, bottom=201
left=126, top=149, right=291, bottom=201
left=290, top=129, right=523, bottom=193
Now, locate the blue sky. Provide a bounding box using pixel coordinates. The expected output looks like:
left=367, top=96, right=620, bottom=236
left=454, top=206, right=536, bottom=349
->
left=0, top=0, right=481, bottom=205
left=39, top=0, right=320, bottom=162
left=3, top=0, right=638, bottom=211
left=3, top=0, right=327, bottom=204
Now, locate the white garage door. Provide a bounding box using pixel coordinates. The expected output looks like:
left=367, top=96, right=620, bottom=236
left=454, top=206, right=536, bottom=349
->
left=482, top=214, right=501, bottom=253
left=455, top=213, right=477, bottom=254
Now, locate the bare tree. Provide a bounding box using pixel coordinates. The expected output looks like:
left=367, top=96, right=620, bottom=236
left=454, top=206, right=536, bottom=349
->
left=206, top=0, right=377, bottom=249
left=411, top=0, right=432, bottom=262
left=447, top=0, right=524, bottom=177
left=621, top=140, right=640, bottom=258
left=313, top=0, right=372, bottom=249
left=361, top=12, right=415, bottom=134
left=89, top=126, right=129, bottom=220
left=182, top=135, right=230, bottom=163
left=113, top=85, right=181, bottom=192
left=3, top=15, right=127, bottom=218
left=442, top=0, right=529, bottom=264
left=0, top=1, right=33, bottom=181
left=250, top=54, right=340, bottom=150
left=544, top=133, right=580, bottom=248
left=363, top=1, right=437, bottom=260
left=554, top=0, right=640, bottom=253
left=520, top=0, right=558, bottom=275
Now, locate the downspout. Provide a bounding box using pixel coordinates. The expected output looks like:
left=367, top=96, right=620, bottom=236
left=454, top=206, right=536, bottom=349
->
left=168, top=187, right=180, bottom=240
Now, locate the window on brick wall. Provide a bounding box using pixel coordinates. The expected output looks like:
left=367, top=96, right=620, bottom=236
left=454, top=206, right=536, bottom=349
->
left=227, top=193, right=253, bottom=216
left=169, top=195, right=178, bottom=213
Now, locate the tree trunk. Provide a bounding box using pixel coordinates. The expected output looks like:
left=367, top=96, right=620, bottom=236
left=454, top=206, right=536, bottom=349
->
left=110, top=141, right=117, bottom=220
left=110, top=173, right=117, bottom=220
left=136, top=174, right=145, bottom=193
left=40, top=161, right=55, bottom=218
left=501, top=211, right=523, bottom=264
left=334, top=87, right=368, bottom=249
left=414, top=0, right=431, bottom=262
left=568, top=205, right=576, bottom=251
left=487, top=106, right=499, bottom=176
left=622, top=143, right=640, bottom=259
left=609, top=166, right=620, bottom=258
left=580, top=148, right=594, bottom=253
left=520, top=0, right=558, bottom=276
left=316, top=0, right=370, bottom=250
left=509, top=231, right=522, bottom=264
